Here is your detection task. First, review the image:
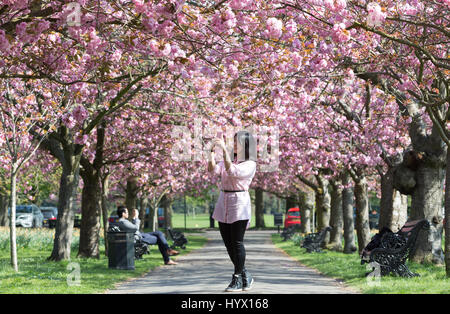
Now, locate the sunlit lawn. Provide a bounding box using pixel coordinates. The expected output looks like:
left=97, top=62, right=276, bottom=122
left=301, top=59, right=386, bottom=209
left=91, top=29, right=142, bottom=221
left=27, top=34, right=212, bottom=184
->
left=171, top=213, right=278, bottom=230
left=272, top=233, right=450, bottom=294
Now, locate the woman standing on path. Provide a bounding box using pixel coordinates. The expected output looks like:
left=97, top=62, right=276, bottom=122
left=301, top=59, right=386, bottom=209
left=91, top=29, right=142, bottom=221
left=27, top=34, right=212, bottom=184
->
left=207, top=130, right=257, bottom=292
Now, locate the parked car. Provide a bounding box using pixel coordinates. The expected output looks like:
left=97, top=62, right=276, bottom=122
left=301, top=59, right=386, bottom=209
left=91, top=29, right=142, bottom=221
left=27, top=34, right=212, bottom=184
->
left=284, top=207, right=301, bottom=228
left=41, top=207, right=58, bottom=228
left=13, top=205, right=44, bottom=228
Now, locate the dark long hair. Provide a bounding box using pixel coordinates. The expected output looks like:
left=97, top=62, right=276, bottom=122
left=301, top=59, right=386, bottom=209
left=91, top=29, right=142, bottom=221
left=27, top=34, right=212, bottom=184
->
left=233, top=131, right=257, bottom=163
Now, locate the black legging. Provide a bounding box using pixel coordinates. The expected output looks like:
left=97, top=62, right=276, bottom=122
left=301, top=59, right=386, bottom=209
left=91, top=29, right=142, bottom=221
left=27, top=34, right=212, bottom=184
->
left=218, top=220, right=249, bottom=275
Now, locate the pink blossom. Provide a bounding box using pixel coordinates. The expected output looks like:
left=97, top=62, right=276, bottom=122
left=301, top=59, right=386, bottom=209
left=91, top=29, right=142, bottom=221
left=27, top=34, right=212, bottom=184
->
left=333, top=0, right=347, bottom=12
left=161, top=43, right=172, bottom=57
left=292, top=38, right=302, bottom=50
left=149, top=39, right=159, bottom=53
left=72, top=105, right=89, bottom=123
left=62, top=114, right=76, bottom=129
left=74, top=133, right=89, bottom=145
left=266, top=17, right=283, bottom=39
left=133, top=0, right=146, bottom=13
left=227, top=63, right=239, bottom=79
left=222, top=8, right=237, bottom=29
left=0, top=29, right=10, bottom=52
left=194, top=77, right=212, bottom=97
left=331, top=23, right=350, bottom=43
left=229, top=0, right=252, bottom=10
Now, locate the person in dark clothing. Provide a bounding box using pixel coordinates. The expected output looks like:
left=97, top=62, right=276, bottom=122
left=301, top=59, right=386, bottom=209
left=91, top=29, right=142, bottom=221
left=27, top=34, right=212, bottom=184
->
left=116, top=205, right=178, bottom=265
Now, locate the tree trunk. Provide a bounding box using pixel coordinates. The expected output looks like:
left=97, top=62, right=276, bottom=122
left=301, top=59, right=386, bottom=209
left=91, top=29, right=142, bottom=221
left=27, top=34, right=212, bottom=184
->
left=379, top=166, right=395, bottom=231
left=328, top=179, right=343, bottom=251
left=391, top=191, right=408, bottom=232
left=77, top=122, right=105, bottom=258
left=445, top=147, right=450, bottom=276
left=139, top=197, right=148, bottom=231
left=255, top=188, right=265, bottom=228
left=409, top=162, right=445, bottom=264
left=379, top=166, right=408, bottom=232
left=77, top=168, right=101, bottom=258
left=342, top=172, right=357, bottom=254
left=10, top=165, right=18, bottom=271
left=100, top=173, right=110, bottom=257
left=48, top=154, right=81, bottom=261
left=353, top=172, right=371, bottom=254
left=148, top=203, right=156, bottom=232
left=162, top=195, right=173, bottom=230
left=125, top=176, right=139, bottom=212
left=298, top=189, right=313, bottom=233
left=0, top=193, right=9, bottom=227
left=315, top=175, right=331, bottom=231
left=39, top=126, right=84, bottom=262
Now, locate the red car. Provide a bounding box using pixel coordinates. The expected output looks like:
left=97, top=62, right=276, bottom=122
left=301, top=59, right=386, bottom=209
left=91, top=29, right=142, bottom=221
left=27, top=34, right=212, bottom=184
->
left=284, top=207, right=301, bottom=228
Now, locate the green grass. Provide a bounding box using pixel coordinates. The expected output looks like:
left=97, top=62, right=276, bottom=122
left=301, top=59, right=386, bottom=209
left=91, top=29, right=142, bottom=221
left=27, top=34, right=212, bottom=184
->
left=272, top=233, right=450, bottom=294
left=171, top=213, right=279, bottom=230
left=0, top=227, right=208, bottom=294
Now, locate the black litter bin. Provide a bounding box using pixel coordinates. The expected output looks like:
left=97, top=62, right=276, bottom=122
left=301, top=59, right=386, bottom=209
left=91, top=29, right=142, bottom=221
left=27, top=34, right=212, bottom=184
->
left=107, top=231, right=135, bottom=270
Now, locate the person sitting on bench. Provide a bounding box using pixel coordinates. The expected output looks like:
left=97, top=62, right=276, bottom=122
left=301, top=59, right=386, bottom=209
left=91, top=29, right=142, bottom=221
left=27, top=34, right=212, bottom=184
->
left=116, top=205, right=179, bottom=265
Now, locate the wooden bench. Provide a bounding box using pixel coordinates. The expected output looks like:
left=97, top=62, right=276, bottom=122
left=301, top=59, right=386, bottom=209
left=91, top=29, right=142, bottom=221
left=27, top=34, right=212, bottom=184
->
left=301, top=227, right=332, bottom=253
left=361, top=219, right=430, bottom=277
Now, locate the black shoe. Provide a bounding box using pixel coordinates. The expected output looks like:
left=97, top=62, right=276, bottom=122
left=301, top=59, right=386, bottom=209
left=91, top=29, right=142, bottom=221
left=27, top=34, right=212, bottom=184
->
left=242, top=269, right=254, bottom=291
left=225, top=274, right=243, bottom=292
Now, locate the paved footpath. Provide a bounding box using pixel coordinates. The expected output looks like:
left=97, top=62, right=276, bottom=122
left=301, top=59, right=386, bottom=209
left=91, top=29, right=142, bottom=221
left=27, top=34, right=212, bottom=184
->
left=105, top=230, right=358, bottom=294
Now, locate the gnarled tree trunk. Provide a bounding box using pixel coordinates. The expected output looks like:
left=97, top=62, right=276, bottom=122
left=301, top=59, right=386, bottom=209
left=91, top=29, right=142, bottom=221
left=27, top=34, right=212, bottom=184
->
left=445, top=148, right=450, bottom=276
left=78, top=123, right=106, bottom=258
left=139, top=196, right=148, bottom=231
left=100, top=172, right=110, bottom=256
left=0, top=193, right=9, bottom=227
left=379, top=165, right=396, bottom=231
left=409, top=162, right=445, bottom=264
left=391, top=191, right=408, bottom=232
left=298, top=189, right=313, bottom=234
left=78, top=168, right=101, bottom=258
left=49, top=153, right=81, bottom=261
left=328, top=179, right=343, bottom=251
left=255, top=188, right=265, bottom=228
left=352, top=171, right=371, bottom=254
left=393, top=146, right=445, bottom=264
left=379, top=165, right=408, bottom=232
left=125, top=175, right=139, bottom=212
left=161, top=194, right=173, bottom=233
left=315, top=175, right=331, bottom=245
left=342, top=172, right=356, bottom=254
